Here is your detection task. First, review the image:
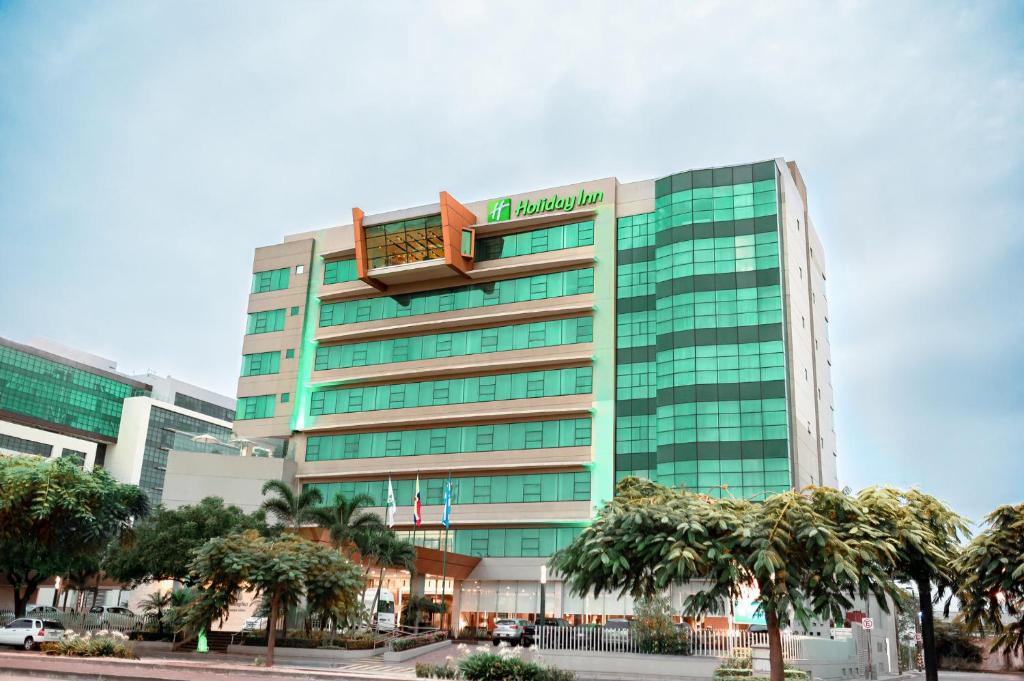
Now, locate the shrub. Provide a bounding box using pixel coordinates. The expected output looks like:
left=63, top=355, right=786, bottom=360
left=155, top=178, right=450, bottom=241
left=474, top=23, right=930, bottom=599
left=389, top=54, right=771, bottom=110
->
left=42, top=631, right=136, bottom=659
left=632, top=595, right=691, bottom=655
left=458, top=626, right=488, bottom=640
left=416, top=662, right=459, bottom=679
left=934, top=621, right=982, bottom=666
left=457, top=651, right=575, bottom=681
left=392, top=630, right=448, bottom=652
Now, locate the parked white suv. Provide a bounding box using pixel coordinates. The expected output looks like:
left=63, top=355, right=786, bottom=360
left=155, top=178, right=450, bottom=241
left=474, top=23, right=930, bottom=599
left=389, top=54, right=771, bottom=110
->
left=0, top=618, right=65, bottom=650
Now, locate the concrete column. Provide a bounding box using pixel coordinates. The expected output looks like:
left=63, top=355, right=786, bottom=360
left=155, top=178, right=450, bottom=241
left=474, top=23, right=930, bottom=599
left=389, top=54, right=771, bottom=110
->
left=450, top=580, right=463, bottom=635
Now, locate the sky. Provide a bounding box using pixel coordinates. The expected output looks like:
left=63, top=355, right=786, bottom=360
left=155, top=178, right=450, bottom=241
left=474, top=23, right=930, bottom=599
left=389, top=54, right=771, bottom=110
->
left=0, top=1, right=1021, bottom=523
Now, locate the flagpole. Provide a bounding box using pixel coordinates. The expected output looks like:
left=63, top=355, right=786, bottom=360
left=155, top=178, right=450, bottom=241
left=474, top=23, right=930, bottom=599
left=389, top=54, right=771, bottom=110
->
left=440, top=473, right=451, bottom=633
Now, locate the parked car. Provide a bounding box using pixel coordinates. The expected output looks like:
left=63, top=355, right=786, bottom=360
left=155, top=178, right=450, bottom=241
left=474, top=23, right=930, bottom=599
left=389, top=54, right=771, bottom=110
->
left=491, top=619, right=534, bottom=647
left=26, top=605, right=62, bottom=617
left=87, top=606, right=136, bottom=628
left=241, top=616, right=268, bottom=632
left=0, top=619, right=65, bottom=650
left=603, top=618, right=632, bottom=643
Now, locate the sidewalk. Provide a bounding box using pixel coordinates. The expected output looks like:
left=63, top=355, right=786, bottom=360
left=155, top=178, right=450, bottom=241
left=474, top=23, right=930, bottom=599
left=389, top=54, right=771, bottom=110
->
left=0, top=651, right=415, bottom=681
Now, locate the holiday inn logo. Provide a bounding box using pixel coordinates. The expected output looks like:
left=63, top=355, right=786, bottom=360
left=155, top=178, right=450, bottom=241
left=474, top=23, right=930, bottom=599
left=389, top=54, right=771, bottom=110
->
left=487, top=198, right=511, bottom=223
left=487, top=188, right=604, bottom=223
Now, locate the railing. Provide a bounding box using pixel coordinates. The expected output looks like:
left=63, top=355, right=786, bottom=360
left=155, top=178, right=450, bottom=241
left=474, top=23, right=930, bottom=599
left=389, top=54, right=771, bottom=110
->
left=536, top=625, right=804, bottom=660
left=0, top=609, right=161, bottom=636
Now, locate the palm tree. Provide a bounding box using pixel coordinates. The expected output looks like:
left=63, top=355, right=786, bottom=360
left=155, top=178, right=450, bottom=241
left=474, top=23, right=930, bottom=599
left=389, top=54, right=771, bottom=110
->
left=367, top=535, right=417, bottom=633
left=260, top=480, right=325, bottom=532
left=259, top=480, right=324, bottom=643
left=165, top=587, right=196, bottom=644
left=322, top=493, right=384, bottom=559
left=138, top=589, right=172, bottom=633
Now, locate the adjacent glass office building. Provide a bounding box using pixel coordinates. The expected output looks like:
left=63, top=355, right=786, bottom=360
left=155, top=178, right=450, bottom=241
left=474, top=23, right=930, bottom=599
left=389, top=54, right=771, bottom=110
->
left=235, top=158, right=837, bottom=627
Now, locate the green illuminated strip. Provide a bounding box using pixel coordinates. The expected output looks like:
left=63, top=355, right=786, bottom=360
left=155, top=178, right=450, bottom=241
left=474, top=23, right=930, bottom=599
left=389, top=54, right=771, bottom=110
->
left=475, top=220, right=594, bottom=261
left=309, top=367, right=592, bottom=415
left=241, top=351, right=281, bottom=376
left=305, top=470, right=590, bottom=507
left=251, top=268, right=290, bottom=293
left=305, top=417, right=591, bottom=462
left=314, top=316, right=592, bottom=370
left=318, top=268, right=594, bottom=327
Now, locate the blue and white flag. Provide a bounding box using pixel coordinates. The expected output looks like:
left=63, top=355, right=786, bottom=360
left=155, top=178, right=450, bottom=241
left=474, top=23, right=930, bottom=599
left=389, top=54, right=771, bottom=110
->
left=441, top=477, right=452, bottom=529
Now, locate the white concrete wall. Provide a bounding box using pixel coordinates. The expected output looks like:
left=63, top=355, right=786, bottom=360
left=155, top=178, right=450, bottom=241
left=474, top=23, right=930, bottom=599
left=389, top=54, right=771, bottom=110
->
left=0, top=419, right=99, bottom=470
left=161, top=449, right=294, bottom=512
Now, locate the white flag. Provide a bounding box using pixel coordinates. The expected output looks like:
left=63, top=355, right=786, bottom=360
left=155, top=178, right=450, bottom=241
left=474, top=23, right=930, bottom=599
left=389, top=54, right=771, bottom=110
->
left=386, top=477, right=396, bottom=528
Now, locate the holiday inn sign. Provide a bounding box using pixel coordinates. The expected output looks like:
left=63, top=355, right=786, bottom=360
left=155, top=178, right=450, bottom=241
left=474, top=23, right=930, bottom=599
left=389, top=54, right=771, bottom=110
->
left=487, top=188, right=604, bottom=223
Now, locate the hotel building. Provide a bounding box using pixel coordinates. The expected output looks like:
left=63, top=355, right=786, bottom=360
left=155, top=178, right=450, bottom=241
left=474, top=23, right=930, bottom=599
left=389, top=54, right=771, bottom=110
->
left=234, top=158, right=837, bottom=629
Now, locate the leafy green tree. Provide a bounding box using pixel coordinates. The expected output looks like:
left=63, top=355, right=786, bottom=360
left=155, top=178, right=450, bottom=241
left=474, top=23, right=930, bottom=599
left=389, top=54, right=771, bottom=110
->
left=552, top=478, right=900, bottom=681
left=260, top=480, right=324, bottom=532
left=955, top=502, right=1024, bottom=656
left=0, top=456, right=148, bottom=616
left=163, top=586, right=196, bottom=643
left=858, top=487, right=968, bottom=681
left=259, top=480, right=327, bottom=642
left=188, top=530, right=361, bottom=667
left=104, top=496, right=267, bottom=586
left=138, top=589, right=172, bottom=633
left=321, top=492, right=383, bottom=558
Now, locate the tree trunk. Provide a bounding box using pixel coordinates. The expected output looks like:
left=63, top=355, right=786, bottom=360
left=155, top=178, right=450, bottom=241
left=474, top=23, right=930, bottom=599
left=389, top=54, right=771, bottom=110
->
left=61, top=587, right=69, bottom=610
left=266, top=588, right=280, bottom=667
left=278, top=602, right=288, bottom=644
left=917, top=577, right=938, bottom=681
left=10, top=575, right=42, bottom=617
left=766, top=610, right=785, bottom=681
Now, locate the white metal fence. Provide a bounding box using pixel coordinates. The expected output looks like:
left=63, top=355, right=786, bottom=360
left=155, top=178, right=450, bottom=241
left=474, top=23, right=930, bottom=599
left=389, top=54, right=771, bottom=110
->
left=536, top=625, right=804, bottom=660
left=0, top=609, right=160, bottom=636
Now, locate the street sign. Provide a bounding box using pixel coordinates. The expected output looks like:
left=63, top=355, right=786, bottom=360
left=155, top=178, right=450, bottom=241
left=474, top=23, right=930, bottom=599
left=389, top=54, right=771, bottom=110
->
left=863, top=618, right=874, bottom=630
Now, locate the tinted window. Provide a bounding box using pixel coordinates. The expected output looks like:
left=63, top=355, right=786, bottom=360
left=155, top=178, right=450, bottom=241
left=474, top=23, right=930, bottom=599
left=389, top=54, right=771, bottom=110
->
left=606, top=620, right=629, bottom=629
left=496, top=620, right=517, bottom=626
left=90, top=607, right=103, bottom=614
left=43, top=621, right=64, bottom=630
left=6, top=619, right=31, bottom=628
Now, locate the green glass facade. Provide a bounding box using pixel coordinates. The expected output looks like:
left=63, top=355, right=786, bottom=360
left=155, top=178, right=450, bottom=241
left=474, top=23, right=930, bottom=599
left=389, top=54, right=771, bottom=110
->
left=318, top=268, right=594, bottom=327
left=241, top=351, right=281, bottom=376
left=323, top=258, right=358, bottom=285
left=397, top=527, right=586, bottom=558
left=246, top=309, right=286, bottom=334
left=305, top=418, right=591, bottom=461
left=613, top=160, right=792, bottom=500
left=0, top=340, right=148, bottom=440
left=309, top=367, right=592, bottom=415
left=475, top=220, right=594, bottom=261
left=314, top=316, right=592, bottom=370
left=237, top=394, right=276, bottom=420
left=241, top=160, right=825, bottom=559
left=305, top=470, right=590, bottom=508
left=251, top=267, right=290, bottom=293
